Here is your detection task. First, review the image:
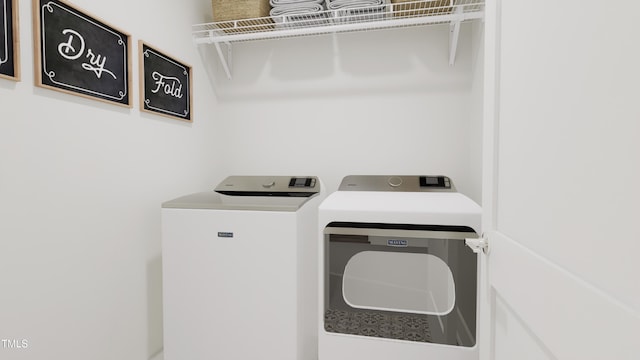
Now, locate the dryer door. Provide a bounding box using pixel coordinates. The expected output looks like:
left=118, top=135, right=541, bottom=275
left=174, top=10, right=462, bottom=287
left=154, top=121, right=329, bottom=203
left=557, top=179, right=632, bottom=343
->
left=323, top=222, right=479, bottom=346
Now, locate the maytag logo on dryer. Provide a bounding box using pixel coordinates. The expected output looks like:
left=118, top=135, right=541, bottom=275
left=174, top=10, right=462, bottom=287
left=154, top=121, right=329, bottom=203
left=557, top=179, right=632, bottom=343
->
left=217, top=232, right=234, bottom=238
left=387, top=239, right=408, bottom=247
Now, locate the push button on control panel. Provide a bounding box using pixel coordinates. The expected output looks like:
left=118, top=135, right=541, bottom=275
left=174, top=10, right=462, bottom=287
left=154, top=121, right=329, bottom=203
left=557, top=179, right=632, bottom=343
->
left=388, top=176, right=403, bottom=187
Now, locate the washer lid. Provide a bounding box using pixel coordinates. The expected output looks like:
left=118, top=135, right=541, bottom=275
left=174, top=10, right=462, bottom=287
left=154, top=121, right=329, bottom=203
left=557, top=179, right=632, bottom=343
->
left=162, top=176, right=320, bottom=211
left=162, top=191, right=316, bottom=211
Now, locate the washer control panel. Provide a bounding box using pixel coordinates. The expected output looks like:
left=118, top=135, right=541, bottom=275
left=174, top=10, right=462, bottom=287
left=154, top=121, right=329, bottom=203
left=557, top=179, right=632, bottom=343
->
left=215, top=176, right=320, bottom=197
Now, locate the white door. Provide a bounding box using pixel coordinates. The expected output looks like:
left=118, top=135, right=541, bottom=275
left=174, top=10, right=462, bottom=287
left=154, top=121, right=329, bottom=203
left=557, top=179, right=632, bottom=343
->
left=480, top=1, right=640, bottom=360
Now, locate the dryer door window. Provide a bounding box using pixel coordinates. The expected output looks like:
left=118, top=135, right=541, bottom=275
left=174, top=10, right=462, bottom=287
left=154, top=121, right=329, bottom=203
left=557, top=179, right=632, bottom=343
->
left=343, top=251, right=456, bottom=316
left=323, top=223, right=478, bottom=347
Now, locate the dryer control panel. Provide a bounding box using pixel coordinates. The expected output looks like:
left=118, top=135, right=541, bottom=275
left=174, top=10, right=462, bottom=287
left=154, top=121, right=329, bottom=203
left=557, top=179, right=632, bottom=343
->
left=419, top=176, right=451, bottom=189
left=339, top=175, right=454, bottom=192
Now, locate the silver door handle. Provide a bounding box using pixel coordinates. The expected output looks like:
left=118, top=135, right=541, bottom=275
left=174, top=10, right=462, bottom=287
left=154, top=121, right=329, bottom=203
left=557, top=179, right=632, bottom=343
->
left=465, top=236, right=489, bottom=254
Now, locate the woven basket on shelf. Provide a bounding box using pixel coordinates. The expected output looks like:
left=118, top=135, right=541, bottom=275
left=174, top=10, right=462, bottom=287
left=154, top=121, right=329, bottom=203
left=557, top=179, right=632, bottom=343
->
left=212, top=0, right=274, bottom=33
left=391, top=0, right=453, bottom=17
left=212, top=0, right=271, bottom=21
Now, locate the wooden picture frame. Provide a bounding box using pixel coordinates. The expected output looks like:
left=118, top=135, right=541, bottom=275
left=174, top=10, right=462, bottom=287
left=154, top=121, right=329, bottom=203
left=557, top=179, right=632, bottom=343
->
left=139, top=41, right=192, bottom=122
left=1, top=0, right=20, bottom=81
left=33, top=0, right=132, bottom=107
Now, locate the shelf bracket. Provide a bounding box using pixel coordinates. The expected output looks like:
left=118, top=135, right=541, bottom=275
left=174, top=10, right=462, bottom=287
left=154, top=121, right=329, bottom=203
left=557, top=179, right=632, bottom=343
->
left=449, top=6, right=463, bottom=66
left=213, top=41, right=233, bottom=80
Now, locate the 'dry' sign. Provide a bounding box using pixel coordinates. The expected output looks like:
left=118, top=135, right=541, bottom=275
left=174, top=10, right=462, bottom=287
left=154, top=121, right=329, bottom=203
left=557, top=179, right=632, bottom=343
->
left=34, top=0, right=132, bottom=106
left=1, top=0, right=19, bottom=81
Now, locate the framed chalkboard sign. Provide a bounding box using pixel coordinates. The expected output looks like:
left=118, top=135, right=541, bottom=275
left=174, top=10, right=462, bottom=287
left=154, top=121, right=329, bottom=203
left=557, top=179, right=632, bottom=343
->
left=33, top=0, right=132, bottom=107
left=139, top=41, right=192, bottom=122
left=0, top=0, right=20, bottom=81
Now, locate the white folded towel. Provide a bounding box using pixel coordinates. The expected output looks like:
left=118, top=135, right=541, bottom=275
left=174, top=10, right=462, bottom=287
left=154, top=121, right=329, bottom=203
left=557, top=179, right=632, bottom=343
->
left=327, top=0, right=389, bottom=24
left=270, top=2, right=328, bottom=28
left=325, top=0, right=386, bottom=10
left=270, top=3, right=325, bottom=17
left=270, top=0, right=323, bottom=6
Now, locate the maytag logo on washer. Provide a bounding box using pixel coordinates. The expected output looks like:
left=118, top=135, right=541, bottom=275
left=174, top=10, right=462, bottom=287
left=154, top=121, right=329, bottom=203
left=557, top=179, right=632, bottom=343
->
left=387, top=239, right=408, bottom=247
left=217, top=232, right=234, bottom=238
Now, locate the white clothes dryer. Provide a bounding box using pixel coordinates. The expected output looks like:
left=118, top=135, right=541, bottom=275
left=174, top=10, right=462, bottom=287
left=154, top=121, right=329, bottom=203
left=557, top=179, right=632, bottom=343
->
left=162, top=176, right=323, bottom=360
left=318, top=175, right=481, bottom=360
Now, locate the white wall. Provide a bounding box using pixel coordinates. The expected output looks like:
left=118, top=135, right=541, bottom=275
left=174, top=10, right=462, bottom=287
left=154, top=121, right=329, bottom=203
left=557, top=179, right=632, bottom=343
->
left=0, top=1, right=219, bottom=359
left=209, top=24, right=484, bottom=202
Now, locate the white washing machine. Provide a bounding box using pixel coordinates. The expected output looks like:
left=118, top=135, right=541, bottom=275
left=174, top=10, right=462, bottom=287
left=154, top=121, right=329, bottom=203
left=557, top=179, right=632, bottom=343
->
left=318, top=175, right=481, bottom=360
left=162, top=176, right=323, bottom=360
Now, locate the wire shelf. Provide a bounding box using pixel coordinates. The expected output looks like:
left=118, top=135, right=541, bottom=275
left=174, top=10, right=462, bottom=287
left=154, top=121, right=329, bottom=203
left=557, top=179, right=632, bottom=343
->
left=193, top=0, right=484, bottom=79
left=193, top=0, right=484, bottom=44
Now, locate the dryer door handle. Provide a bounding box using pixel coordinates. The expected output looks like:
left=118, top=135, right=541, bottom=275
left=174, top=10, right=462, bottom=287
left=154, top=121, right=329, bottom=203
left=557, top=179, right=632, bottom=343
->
left=465, top=236, right=489, bottom=254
